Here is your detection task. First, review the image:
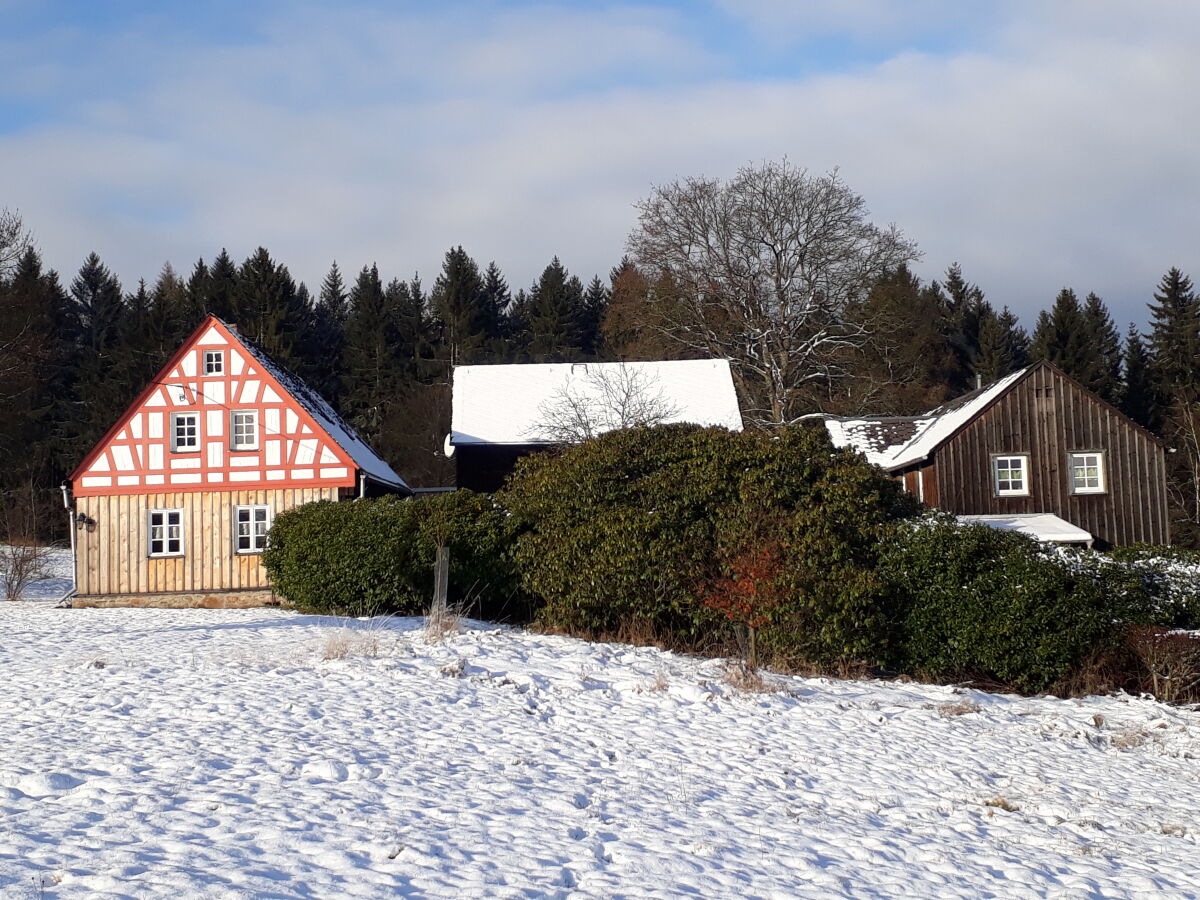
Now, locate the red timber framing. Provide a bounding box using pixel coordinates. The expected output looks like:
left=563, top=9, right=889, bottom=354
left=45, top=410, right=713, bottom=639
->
left=71, top=317, right=361, bottom=497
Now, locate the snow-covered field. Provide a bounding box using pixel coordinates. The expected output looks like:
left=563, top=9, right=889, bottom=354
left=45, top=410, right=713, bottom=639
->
left=2, top=599, right=1199, bottom=897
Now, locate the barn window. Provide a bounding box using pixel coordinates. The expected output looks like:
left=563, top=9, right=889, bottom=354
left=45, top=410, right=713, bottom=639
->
left=234, top=505, right=270, bottom=553
left=148, top=509, right=184, bottom=557
left=231, top=410, right=258, bottom=451
left=993, top=454, right=1030, bottom=496
left=171, top=412, right=199, bottom=452
left=203, top=351, right=224, bottom=375
left=1070, top=452, right=1106, bottom=494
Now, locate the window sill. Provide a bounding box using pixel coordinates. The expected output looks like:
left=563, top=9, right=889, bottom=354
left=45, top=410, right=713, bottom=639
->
left=148, top=554, right=185, bottom=559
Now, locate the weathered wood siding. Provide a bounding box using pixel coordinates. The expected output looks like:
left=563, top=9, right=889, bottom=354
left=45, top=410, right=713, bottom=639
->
left=75, top=487, right=338, bottom=597
left=932, top=365, right=1168, bottom=547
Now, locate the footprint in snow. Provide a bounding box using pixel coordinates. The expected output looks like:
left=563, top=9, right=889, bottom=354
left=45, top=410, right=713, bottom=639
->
left=300, top=760, right=349, bottom=782
left=13, top=773, right=84, bottom=797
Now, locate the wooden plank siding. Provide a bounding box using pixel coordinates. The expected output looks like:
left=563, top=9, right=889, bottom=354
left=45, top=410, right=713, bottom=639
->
left=930, top=365, right=1168, bottom=547
left=75, top=487, right=338, bottom=597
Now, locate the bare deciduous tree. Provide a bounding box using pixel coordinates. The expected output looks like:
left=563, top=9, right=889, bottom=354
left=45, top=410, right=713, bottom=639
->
left=0, top=208, right=31, bottom=282
left=1, top=485, right=52, bottom=601
left=534, top=364, right=681, bottom=443
left=627, top=160, right=919, bottom=427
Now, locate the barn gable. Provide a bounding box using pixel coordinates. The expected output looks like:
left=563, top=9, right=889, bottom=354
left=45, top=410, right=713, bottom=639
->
left=70, top=316, right=407, bottom=498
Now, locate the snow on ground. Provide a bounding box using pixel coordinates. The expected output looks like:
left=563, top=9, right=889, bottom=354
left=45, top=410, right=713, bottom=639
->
left=1, top=604, right=1199, bottom=899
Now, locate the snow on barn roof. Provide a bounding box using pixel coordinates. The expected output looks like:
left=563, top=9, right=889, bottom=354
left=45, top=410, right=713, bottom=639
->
left=959, top=513, right=1093, bottom=545
left=234, top=328, right=410, bottom=491
left=825, top=366, right=1029, bottom=470
left=449, top=359, right=744, bottom=446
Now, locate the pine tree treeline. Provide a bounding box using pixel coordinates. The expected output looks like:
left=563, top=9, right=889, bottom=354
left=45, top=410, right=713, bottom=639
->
left=0, top=241, right=615, bottom=533
left=3, top=222, right=1200, bottom=545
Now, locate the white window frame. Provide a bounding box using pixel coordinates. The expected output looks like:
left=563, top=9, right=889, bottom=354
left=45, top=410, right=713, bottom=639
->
left=148, top=509, right=184, bottom=558
left=1069, top=451, right=1107, bottom=495
left=230, top=410, right=259, bottom=451
left=992, top=454, right=1030, bottom=497
left=234, top=505, right=271, bottom=554
left=171, top=412, right=200, bottom=453
left=203, top=350, right=224, bottom=375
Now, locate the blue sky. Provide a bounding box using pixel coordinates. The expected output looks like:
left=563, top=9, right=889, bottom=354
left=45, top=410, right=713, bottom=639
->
left=2, top=1, right=1197, bottom=327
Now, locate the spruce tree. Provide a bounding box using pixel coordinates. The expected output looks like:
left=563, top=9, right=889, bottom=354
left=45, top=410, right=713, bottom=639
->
left=1030, top=288, right=1090, bottom=377
left=431, top=246, right=489, bottom=368
left=1120, top=324, right=1154, bottom=429
left=342, top=264, right=400, bottom=441
left=481, top=261, right=511, bottom=355
left=580, top=275, right=610, bottom=358
left=189, top=249, right=239, bottom=323
left=66, top=252, right=128, bottom=458
left=235, top=247, right=313, bottom=373
left=1147, top=267, right=1200, bottom=406
left=933, top=262, right=987, bottom=390
left=1079, top=292, right=1122, bottom=402
left=525, top=257, right=584, bottom=362
left=310, top=262, right=349, bottom=405
left=974, top=306, right=1029, bottom=384
left=0, top=250, right=75, bottom=489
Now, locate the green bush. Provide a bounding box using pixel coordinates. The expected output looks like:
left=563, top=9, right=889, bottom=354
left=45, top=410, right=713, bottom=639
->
left=498, top=424, right=918, bottom=665
left=263, top=491, right=520, bottom=618
left=1106, top=544, right=1200, bottom=628
left=883, top=514, right=1122, bottom=692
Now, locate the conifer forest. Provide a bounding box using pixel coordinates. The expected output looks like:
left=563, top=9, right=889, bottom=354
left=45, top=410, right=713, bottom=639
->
left=3, top=165, right=1200, bottom=545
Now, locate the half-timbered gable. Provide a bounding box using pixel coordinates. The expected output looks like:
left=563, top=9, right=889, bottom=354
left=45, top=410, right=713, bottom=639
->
left=67, top=315, right=408, bottom=606
left=826, top=361, right=1169, bottom=548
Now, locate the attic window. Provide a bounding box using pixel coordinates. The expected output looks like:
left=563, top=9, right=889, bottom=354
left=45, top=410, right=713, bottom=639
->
left=993, top=454, right=1030, bottom=497
left=204, top=351, right=224, bottom=375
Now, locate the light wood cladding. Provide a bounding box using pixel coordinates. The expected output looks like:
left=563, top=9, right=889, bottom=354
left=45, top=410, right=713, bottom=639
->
left=75, top=488, right=338, bottom=597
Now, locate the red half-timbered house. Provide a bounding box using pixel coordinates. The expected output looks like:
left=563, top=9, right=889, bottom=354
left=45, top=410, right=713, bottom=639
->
left=67, top=315, right=409, bottom=606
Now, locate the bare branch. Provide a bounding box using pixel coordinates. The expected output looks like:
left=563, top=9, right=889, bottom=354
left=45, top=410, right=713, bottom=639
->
left=533, top=364, right=682, bottom=443
left=627, top=161, right=919, bottom=428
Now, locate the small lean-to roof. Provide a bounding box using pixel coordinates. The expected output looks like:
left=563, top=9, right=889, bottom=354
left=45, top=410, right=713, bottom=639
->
left=826, top=366, right=1029, bottom=471
left=450, top=359, right=744, bottom=446
left=959, top=513, right=1093, bottom=544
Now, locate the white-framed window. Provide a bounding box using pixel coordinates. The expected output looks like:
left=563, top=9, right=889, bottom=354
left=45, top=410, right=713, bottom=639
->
left=148, top=509, right=184, bottom=557
left=1070, top=451, right=1106, bottom=494
left=171, top=412, right=199, bottom=452
left=234, top=505, right=271, bottom=554
left=230, top=410, right=258, bottom=451
left=993, top=454, right=1030, bottom=496
left=203, top=350, right=224, bottom=375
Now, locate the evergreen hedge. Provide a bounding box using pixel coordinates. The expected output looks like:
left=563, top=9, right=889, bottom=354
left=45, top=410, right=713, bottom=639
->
left=498, top=424, right=919, bottom=665
left=263, top=490, right=520, bottom=618
left=881, top=515, right=1126, bottom=691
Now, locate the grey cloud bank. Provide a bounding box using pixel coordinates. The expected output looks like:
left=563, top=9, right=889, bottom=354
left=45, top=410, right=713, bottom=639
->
left=2, top=1, right=1196, bottom=327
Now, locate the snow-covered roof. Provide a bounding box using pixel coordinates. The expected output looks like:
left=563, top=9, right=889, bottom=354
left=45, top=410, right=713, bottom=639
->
left=959, top=513, right=1093, bottom=545
left=449, top=359, right=744, bottom=446
left=826, top=367, right=1029, bottom=470
left=235, top=330, right=410, bottom=491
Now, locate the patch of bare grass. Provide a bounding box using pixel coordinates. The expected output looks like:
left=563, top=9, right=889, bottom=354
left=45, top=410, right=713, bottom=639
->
left=936, top=699, right=981, bottom=718
left=719, top=659, right=771, bottom=693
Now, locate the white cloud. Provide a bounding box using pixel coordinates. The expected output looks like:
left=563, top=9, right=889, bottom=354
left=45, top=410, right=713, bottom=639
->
left=2, top=2, right=1198, bottom=327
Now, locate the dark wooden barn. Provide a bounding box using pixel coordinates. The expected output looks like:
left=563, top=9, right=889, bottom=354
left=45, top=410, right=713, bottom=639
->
left=826, top=361, right=1169, bottom=548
